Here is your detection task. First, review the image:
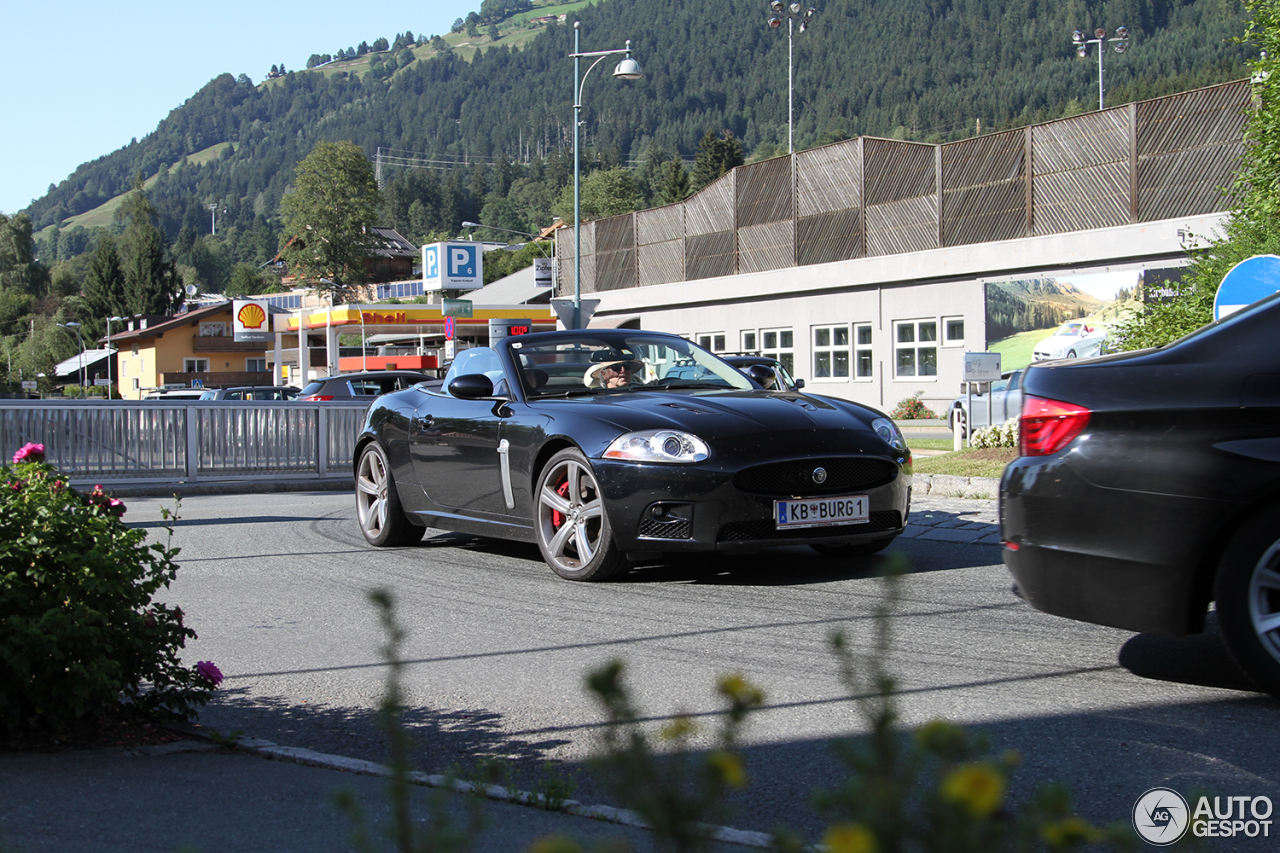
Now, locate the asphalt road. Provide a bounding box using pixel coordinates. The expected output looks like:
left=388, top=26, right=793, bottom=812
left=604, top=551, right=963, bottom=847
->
left=124, top=490, right=1280, bottom=848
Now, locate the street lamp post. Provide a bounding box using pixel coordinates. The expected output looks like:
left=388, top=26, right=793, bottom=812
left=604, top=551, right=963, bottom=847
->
left=570, top=21, right=643, bottom=330
left=1072, top=27, right=1130, bottom=111
left=106, top=315, right=124, bottom=399
left=768, top=2, right=816, bottom=155
left=57, top=322, right=85, bottom=394
left=461, top=221, right=551, bottom=258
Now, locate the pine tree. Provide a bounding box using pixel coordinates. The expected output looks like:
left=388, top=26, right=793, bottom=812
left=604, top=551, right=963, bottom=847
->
left=658, top=155, right=691, bottom=205
left=79, top=236, right=127, bottom=340
left=116, top=177, right=182, bottom=317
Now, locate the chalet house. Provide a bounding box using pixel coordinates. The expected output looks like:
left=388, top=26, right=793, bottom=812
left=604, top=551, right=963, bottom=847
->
left=268, top=226, right=418, bottom=287
left=108, top=302, right=276, bottom=400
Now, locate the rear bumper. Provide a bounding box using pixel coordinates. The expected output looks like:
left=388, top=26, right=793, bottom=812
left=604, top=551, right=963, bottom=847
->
left=1000, top=455, right=1227, bottom=637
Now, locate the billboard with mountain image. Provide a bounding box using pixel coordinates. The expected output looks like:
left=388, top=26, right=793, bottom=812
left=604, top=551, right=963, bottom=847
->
left=984, top=272, right=1142, bottom=371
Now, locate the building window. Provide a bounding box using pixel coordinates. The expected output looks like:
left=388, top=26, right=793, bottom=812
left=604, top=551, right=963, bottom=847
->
left=698, top=332, right=727, bottom=352
left=184, top=358, right=210, bottom=373
left=246, top=358, right=267, bottom=372
left=894, top=320, right=938, bottom=378
left=760, top=328, right=795, bottom=376
left=741, top=330, right=757, bottom=351
left=854, top=323, right=874, bottom=381
left=943, top=316, right=965, bottom=347
left=132, top=344, right=139, bottom=356
left=131, top=378, right=139, bottom=391
left=812, top=325, right=851, bottom=380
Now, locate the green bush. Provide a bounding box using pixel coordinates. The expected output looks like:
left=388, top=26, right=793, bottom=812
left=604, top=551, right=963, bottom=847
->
left=890, top=392, right=937, bottom=420
left=0, top=443, right=217, bottom=736
left=971, top=417, right=1019, bottom=448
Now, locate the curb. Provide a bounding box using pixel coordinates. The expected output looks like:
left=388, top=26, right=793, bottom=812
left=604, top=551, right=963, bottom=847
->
left=97, top=478, right=352, bottom=499
left=165, top=723, right=775, bottom=850
left=913, top=473, right=999, bottom=500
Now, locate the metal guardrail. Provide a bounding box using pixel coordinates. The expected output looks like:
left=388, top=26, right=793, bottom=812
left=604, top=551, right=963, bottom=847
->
left=0, top=401, right=368, bottom=486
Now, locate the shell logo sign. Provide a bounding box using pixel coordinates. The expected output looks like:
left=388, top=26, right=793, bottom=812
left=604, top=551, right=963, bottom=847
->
left=237, top=302, right=267, bottom=329
left=233, top=299, right=272, bottom=342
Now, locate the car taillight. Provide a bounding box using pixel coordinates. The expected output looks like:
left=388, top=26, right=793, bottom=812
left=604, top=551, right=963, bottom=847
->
left=300, top=394, right=333, bottom=401
left=1019, top=395, right=1090, bottom=456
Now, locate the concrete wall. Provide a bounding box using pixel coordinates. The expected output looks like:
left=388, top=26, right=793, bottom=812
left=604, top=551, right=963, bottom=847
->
left=583, top=213, right=1225, bottom=414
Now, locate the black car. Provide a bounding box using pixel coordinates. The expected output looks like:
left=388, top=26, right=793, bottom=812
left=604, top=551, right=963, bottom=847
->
left=354, top=329, right=913, bottom=581
left=1001, top=292, right=1280, bottom=695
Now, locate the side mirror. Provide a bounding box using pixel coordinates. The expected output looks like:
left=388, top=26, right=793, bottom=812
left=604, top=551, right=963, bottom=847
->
left=448, top=373, right=495, bottom=399
left=794, top=378, right=805, bottom=390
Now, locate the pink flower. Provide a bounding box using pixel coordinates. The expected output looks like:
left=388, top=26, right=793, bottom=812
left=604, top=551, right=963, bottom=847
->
left=87, top=485, right=127, bottom=516
left=12, top=443, right=45, bottom=464
left=196, top=661, right=224, bottom=687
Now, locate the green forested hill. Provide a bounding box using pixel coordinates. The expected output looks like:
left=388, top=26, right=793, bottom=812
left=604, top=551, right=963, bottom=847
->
left=23, top=0, right=1252, bottom=290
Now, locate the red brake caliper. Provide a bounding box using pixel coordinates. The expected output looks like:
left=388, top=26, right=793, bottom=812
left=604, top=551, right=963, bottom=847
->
left=551, top=480, right=571, bottom=528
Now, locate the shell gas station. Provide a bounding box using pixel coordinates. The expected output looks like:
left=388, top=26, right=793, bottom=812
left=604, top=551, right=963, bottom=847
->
left=253, top=241, right=559, bottom=385
left=268, top=303, right=556, bottom=383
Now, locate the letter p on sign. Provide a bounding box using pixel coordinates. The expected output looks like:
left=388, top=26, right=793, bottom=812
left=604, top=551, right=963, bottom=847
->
left=450, top=247, right=475, bottom=277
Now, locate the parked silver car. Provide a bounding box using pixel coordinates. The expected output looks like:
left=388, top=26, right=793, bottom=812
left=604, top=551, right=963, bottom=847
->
left=946, top=369, right=1024, bottom=437
left=198, top=386, right=300, bottom=401
left=297, top=370, right=437, bottom=401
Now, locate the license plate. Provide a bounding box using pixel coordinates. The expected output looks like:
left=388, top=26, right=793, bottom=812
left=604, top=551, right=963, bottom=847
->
left=775, top=495, right=869, bottom=529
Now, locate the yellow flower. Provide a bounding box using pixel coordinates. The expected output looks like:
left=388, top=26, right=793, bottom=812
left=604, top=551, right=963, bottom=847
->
left=1040, top=817, right=1101, bottom=849
left=941, top=763, right=1005, bottom=817
left=822, top=822, right=878, bottom=853
left=708, top=750, right=747, bottom=789
left=717, top=673, right=765, bottom=705
left=660, top=715, right=698, bottom=741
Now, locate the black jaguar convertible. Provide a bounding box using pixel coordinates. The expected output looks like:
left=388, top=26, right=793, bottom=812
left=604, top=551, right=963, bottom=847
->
left=354, top=329, right=913, bottom=580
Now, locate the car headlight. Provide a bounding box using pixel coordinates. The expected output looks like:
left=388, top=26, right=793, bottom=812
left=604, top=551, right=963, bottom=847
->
left=602, top=430, right=710, bottom=463
left=871, top=417, right=908, bottom=454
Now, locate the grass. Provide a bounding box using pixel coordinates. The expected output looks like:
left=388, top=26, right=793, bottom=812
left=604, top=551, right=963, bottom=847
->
left=907, top=438, right=1017, bottom=479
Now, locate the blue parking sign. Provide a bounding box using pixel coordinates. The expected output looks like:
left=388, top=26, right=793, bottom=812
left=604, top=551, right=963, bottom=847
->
left=423, top=242, right=483, bottom=291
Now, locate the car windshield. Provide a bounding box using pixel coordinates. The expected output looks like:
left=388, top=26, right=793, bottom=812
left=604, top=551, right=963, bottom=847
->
left=511, top=335, right=753, bottom=397
left=1054, top=322, right=1087, bottom=337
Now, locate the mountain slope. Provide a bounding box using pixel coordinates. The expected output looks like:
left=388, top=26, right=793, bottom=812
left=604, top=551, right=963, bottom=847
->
left=24, top=0, right=1252, bottom=248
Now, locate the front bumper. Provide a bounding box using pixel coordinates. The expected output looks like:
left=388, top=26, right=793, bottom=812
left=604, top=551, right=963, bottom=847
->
left=593, top=454, right=911, bottom=554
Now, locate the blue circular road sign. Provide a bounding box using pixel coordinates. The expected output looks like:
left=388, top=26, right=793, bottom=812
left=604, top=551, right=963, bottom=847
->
left=1214, top=254, right=1280, bottom=320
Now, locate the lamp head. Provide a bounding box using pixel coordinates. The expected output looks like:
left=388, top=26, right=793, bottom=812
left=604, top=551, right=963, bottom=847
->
left=1094, top=27, right=1107, bottom=39
left=462, top=221, right=481, bottom=228
left=613, top=56, right=643, bottom=80
left=768, top=15, right=783, bottom=28
left=1116, top=26, right=1130, bottom=39
left=1072, top=30, right=1084, bottom=43
left=1076, top=45, right=1088, bottom=57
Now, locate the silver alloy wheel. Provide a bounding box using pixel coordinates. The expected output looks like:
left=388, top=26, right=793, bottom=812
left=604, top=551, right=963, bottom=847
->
left=1248, top=540, right=1280, bottom=664
left=537, top=456, right=605, bottom=573
left=356, top=446, right=391, bottom=539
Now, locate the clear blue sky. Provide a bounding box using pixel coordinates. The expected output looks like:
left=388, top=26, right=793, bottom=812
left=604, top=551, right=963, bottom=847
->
left=1, top=1, right=468, bottom=216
